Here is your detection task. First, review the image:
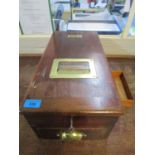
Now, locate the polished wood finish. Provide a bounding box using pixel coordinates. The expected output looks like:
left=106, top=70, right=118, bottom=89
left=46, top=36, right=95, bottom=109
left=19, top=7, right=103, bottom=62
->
left=20, top=32, right=124, bottom=139
left=19, top=57, right=134, bottom=154
left=36, top=127, right=115, bottom=139
left=24, top=113, right=70, bottom=128
left=73, top=116, right=117, bottom=128
left=20, top=32, right=122, bottom=115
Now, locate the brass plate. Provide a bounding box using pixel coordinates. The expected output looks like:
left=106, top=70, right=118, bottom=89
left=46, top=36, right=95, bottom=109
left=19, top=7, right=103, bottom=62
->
left=49, top=58, right=97, bottom=78
left=67, top=34, right=83, bottom=38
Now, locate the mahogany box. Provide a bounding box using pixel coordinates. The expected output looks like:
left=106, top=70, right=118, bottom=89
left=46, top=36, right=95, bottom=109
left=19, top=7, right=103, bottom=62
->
left=20, top=32, right=132, bottom=140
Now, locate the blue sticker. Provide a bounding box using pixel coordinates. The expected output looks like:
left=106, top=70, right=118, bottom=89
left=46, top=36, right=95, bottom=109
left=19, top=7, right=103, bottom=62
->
left=23, top=99, right=42, bottom=108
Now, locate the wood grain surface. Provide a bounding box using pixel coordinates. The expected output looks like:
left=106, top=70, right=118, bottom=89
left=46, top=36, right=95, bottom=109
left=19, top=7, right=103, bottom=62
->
left=20, top=32, right=123, bottom=115
left=19, top=57, right=135, bottom=155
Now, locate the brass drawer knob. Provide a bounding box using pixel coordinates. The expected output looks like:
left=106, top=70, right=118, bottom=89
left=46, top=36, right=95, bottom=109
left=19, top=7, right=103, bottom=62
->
left=57, top=130, right=87, bottom=141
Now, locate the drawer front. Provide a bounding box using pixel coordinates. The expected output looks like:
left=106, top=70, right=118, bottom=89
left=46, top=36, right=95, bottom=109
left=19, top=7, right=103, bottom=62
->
left=24, top=113, right=70, bottom=128
left=73, top=116, right=118, bottom=128
left=35, top=127, right=114, bottom=139
left=25, top=114, right=118, bottom=139
left=25, top=113, right=118, bottom=128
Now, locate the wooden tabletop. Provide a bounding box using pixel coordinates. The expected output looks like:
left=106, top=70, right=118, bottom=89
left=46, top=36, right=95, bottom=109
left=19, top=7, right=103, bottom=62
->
left=20, top=32, right=123, bottom=116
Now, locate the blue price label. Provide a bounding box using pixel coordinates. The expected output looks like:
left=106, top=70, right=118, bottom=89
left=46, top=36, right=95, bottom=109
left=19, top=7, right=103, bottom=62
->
left=23, top=99, right=42, bottom=108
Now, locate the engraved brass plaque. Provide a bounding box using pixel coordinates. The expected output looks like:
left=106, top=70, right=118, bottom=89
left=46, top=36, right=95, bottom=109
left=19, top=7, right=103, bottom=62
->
left=49, top=58, right=97, bottom=78
left=67, top=34, right=83, bottom=38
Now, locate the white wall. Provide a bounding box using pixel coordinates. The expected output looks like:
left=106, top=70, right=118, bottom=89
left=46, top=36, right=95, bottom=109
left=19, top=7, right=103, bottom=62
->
left=19, top=35, right=135, bottom=57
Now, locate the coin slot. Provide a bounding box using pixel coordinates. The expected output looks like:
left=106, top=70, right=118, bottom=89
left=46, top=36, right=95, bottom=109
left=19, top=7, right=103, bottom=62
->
left=49, top=58, right=97, bottom=78
left=57, top=61, right=90, bottom=74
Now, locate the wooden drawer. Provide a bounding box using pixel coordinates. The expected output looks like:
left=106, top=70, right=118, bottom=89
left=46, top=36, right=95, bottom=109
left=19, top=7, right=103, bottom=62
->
left=112, top=71, right=133, bottom=108
left=24, top=113, right=70, bottom=128
left=25, top=114, right=117, bottom=129
left=35, top=127, right=113, bottom=139
left=32, top=116, right=118, bottom=139
left=73, top=116, right=118, bottom=128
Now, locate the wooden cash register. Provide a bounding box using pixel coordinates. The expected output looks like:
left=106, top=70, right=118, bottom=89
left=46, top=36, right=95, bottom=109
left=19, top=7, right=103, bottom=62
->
left=20, top=32, right=133, bottom=140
